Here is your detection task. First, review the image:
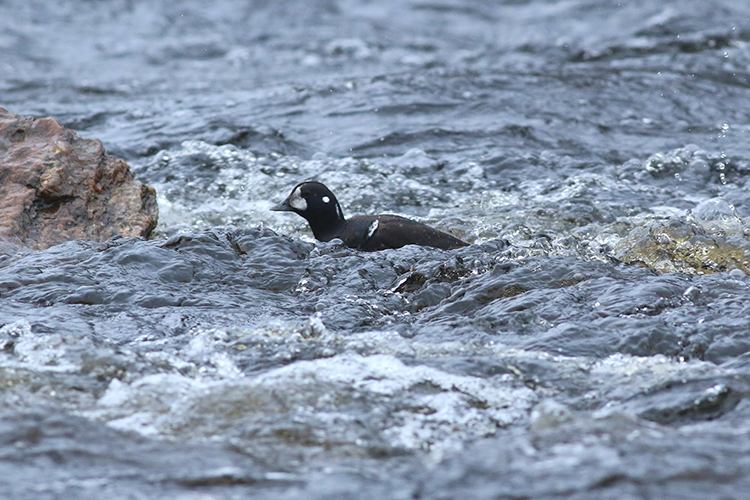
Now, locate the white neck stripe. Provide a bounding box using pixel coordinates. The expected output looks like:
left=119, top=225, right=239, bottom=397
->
left=367, top=220, right=379, bottom=239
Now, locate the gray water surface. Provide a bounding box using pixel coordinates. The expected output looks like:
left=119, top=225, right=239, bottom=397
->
left=3, top=1, right=750, bottom=498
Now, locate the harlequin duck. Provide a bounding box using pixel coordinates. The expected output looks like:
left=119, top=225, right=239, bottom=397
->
left=271, top=181, right=468, bottom=251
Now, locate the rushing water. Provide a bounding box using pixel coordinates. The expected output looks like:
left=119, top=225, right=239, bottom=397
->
left=3, top=0, right=750, bottom=498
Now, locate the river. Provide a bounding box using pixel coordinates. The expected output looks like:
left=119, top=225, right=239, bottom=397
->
left=2, top=1, right=750, bottom=498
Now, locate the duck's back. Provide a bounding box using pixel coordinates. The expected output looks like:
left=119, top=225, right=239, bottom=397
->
left=341, top=215, right=468, bottom=251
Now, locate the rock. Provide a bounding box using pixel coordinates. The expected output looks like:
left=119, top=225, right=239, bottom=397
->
left=0, top=108, right=158, bottom=249
left=614, top=217, right=750, bottom=275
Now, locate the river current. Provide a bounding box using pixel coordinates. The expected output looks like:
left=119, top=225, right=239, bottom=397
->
left=2, top=1, right=750, bottom=498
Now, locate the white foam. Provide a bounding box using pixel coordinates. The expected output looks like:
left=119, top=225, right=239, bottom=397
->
left=86, top=352, right=535, bottom=454
left=0, top=319, right=79, bottom=373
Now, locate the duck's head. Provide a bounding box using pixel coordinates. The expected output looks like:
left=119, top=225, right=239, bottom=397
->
left=272, top=181, right=346, bottom=239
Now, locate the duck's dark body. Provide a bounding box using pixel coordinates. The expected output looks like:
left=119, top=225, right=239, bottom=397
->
left=272, top=182, right=468, bottom=251
left=335, top=214, right=467, bottom=251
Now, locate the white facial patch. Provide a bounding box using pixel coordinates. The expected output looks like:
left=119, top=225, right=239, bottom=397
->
left=322, top=196, right=330, bottom=203
left=288, top=187, right=308, bottom=211
left=367, top=220, right=379, bottom=239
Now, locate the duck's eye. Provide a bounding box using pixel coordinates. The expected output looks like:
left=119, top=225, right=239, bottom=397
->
left=322, top=196, right=330, bottom=204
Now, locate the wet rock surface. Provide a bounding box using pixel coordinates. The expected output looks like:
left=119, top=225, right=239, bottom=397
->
left=0, top=108, right=157, bottom=249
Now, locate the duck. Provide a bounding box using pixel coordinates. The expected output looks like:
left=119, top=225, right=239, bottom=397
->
left=271, top=181, right=468, bottom=251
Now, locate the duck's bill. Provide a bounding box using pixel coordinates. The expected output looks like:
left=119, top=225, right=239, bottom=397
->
left=271, top=201, right=294, bottom=212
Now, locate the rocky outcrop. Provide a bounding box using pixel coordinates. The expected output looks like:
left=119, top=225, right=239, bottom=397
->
left=0, top=108, right=157, bottom=249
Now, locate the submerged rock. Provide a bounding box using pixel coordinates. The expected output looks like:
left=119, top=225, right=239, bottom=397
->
left=614, top=200, right=750, bottom=275
left=0, top=108, right=157, bottom=249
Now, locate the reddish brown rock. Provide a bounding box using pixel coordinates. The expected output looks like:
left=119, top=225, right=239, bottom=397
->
left=0, top=108, right=157, bottom=249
